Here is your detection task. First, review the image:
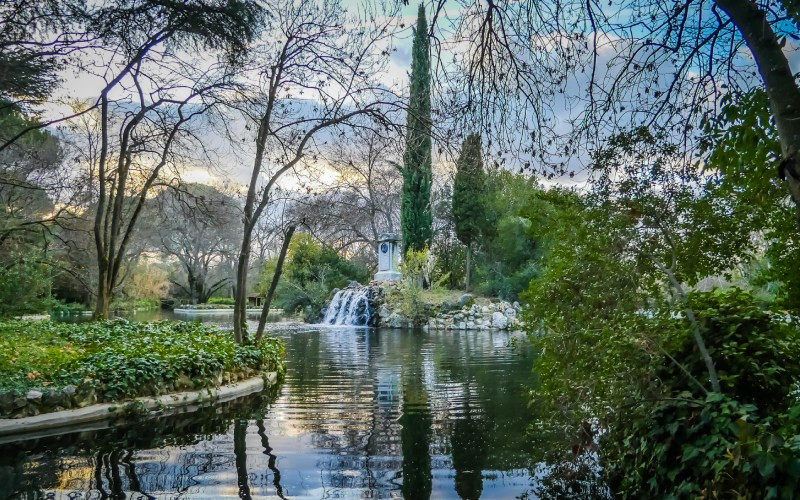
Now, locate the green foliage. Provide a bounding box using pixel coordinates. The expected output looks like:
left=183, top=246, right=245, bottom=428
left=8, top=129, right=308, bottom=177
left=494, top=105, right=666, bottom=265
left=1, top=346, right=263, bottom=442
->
left=208, top=297, right=235, bottom=305
left=429, top=182, right=466, bottom=288
left=401, top=5, right=433, bottom=254
left=49, top=300, right=88, bottom=315
left=526, top=275, right=800, bottom=496
left=662, top=289, right=800, bottom=413
left=259, top=233, right=369, bottom=321
left=431, top=240, right=466, bottom=289
left=591, top=127, right=755, bottom=287
left=0, top=0, right=79, bottom=108
left=468, top=171, right=577, bottom=300
left=523, top=207, right=646, bottom=332
left=396, top=248, right=433, bottom=327
left=0, top=257, right=52, bottom=318
left=110, top=298, right=160, bottom=311
left=604, top=393, right=800, bottom=499
left=0, top=319, right=285, bottom=400
left=452, top=134, right=487, bottom=247
left=522, top=121, right=800, bottom=494
left=701, top=89, right=800, bottom=311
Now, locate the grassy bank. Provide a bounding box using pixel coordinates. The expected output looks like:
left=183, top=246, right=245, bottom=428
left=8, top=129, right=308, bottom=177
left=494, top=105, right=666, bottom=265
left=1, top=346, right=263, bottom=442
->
left=0, top=319, right=285, bottom=417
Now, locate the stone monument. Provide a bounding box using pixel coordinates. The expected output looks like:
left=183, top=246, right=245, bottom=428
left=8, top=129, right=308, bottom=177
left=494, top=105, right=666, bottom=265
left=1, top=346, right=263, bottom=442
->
left=374, top=232, right=402, bottom=281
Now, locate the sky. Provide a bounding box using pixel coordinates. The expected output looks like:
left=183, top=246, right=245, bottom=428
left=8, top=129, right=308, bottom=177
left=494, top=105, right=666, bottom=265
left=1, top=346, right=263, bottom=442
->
left=43, top=0, right=800, bottom=195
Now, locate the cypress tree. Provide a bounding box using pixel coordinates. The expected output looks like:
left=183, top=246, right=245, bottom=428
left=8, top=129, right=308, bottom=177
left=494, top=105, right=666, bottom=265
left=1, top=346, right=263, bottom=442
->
left=452, top=133, right=486, bottom=291
left=401, top=4, right=433, bottom=254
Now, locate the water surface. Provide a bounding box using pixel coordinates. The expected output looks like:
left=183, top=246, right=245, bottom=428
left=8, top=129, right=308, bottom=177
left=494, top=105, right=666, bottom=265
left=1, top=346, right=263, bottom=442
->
left=1, top=319, right=536, bottom=499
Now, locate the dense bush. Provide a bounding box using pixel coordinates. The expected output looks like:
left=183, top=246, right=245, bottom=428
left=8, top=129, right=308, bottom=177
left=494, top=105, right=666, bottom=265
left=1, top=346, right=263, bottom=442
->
left=393, top=248, right=434, bottom=327
left=259, top=233, right=369, bottom=321
left=0, top=258, right=52, bottom=318
left=659, top=290, right=800, bottom=414
left=48, top=300, right=88, bottom=315
left=604, top=393, right=800, bottom=498
left=0, top=319, right=285, bottom=401
left=528, top=285, right=800, bottom=497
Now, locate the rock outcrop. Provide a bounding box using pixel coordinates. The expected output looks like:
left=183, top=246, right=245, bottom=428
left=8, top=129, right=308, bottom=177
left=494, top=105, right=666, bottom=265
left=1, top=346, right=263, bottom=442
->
left=376, top=292, right=523, bottom=331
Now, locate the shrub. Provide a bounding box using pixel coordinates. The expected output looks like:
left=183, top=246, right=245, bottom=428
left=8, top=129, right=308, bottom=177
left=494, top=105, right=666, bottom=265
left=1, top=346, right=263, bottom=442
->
left=259, top=233, right=369, bottom=319
left=659, top=289, right=800, bottom=414
left=0, top=258, right=52, bottom=318
left=111, top=299, right=160, bottom=311
left=527, top=285, right=800, bottom=497
left=604, top=290, right=800, bottom=497
left=208, top=297, right=235, bottom=305
left=394, top=248, right=434, bottom=327
left=48, top=300, right=88, bottom=315
left=604, top=394, right=800, bottom=498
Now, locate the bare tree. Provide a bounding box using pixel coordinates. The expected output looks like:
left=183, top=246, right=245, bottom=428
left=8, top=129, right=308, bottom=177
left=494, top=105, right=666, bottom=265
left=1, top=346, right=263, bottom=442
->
left=430, top=0, right=800, bottom=221
left=0, top=1, right=265, bottom=318
left=155, top=184, right=241, bottom=304
left=226, top=0, right=403, bottom=342
left=300, top=126, right=403, bottom=263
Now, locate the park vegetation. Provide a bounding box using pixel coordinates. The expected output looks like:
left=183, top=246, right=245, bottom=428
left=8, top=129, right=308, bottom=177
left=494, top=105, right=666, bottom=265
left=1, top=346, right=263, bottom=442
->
left=0, top=319, right=284, bottom=417
left=2, top=0, right=800, bottom=496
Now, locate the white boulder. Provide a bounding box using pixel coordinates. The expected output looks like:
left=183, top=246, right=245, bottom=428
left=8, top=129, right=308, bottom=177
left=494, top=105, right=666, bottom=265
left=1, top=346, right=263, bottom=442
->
left=492, top=311, right=508, bottom=329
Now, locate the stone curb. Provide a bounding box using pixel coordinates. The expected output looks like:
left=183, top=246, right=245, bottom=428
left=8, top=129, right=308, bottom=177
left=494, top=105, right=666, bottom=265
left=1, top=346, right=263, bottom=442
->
left=0, top=372, right=278, bottom=439
left=172, top=308, right=281, bottom=314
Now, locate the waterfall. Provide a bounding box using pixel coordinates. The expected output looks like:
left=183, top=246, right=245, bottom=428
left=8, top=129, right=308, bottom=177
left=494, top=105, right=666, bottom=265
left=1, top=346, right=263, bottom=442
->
left=323, top=286, right=374, bottom=326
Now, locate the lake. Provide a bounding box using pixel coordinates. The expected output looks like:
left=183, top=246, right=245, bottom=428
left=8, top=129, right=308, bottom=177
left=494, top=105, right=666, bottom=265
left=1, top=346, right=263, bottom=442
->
left=0, top=315, right=537, bottom=499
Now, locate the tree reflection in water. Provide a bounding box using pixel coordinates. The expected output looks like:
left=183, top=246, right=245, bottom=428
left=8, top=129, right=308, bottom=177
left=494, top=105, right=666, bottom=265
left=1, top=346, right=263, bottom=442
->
left=0, top=326, right=537, bottom=499
left=400, top=331, right=433, bottom=499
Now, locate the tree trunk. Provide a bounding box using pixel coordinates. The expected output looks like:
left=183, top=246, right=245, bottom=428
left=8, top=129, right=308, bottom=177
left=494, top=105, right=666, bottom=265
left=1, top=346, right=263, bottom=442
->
left=233, top=129, right=268, bottom=344
left=187, top=269, right=198, bottom=305
left=94, top=270, right=111, bottom=320
left=716, top=0, right=800, bottom=227
left=660, top=262, right=721, bottom=393
left=233, top=245, right=251, bottom=344
left=255, top=225, right=295, bottom=342
left=465, top=243, right=472, bottom=292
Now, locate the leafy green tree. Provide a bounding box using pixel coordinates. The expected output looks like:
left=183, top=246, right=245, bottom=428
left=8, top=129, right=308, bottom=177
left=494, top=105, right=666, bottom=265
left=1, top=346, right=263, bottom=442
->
left=452, top=134, right=486, bottom=291
left=523, top=127, right=800, bottom=496
left=701, top=89, right=800, bottom=311
left=0, top=257, right=52, bottom=317
left=401, top=4, right=433, bottom=255
left=430, top=183, right=466, bottom=289
left=470, top=169, right=553, bottom=300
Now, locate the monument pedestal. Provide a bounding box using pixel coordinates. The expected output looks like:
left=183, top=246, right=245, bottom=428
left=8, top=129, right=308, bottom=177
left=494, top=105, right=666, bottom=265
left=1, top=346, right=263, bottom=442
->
left=375, top=233, right=402, bottom=282
left=374, top=270, right=402, bottom=281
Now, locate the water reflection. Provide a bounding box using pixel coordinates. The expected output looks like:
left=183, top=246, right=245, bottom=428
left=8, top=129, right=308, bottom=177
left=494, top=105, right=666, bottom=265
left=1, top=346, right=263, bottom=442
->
left=1, top=325, right=535, bottom=498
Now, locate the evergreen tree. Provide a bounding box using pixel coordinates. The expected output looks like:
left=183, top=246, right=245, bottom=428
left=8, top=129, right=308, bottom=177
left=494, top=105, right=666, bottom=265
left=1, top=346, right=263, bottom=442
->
left=452, top=133, right=486, bottom=291
left=401, top=4, right=433, bottom=254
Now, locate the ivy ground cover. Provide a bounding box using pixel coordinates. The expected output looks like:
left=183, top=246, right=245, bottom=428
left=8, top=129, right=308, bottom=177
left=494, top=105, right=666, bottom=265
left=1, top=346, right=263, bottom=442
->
left=0, top=319, right=285, bottom=408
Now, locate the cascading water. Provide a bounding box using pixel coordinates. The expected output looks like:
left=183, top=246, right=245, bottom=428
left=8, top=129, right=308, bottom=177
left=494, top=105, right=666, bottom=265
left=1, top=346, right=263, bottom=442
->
left=323, top=285, right=374, bottom=326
